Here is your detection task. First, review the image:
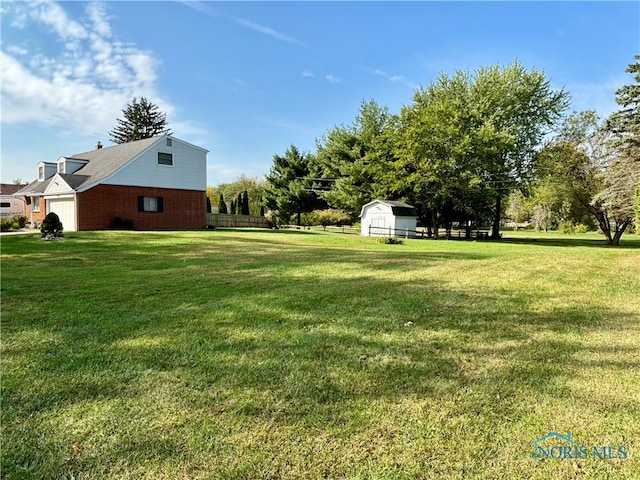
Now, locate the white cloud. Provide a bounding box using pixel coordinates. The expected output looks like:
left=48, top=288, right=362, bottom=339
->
left=325, top=74, right=340, bottom=83
left=0, top=1, right=171, bottom=137
left=370, top=67, right=418, bottom=89
left=302, top=70, right=315, bottom=78
left=232, top=17, right=308, bottom=48
left=5, top=45, right=28, bottom=56
left=34, top=0, right=88, bottom=41
left=86, top=2, right=111, bottom=38
left=563, top=75, right=626, bottom=118
left=180, top=1, right=308, bottom=48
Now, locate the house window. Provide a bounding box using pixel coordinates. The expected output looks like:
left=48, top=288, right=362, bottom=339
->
left=158, top=152, right=173, bottom=166
left=32, top=196, right=41, bottom=212
left=138, top=196, right=164, bottom=213
left=38, top=165, right=44, bottom=181
left=166, top=138, right=172, bottom=147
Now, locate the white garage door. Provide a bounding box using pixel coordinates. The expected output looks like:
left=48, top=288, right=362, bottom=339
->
left=48, top=198, right=76, bottom=232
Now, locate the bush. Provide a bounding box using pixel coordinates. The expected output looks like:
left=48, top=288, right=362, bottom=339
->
left=0, top=215, right=27, bottom=232
left=41, top=212, right=63, bottom=238
left=113, top=217, right=133, bottom=229
left=0, top=217, right=13, bottom=231
left=558, top=221, right=575, bottom=234
left=376, top=236, right=404, bottom=245
left=304, top=209, right=352, bottom=230
left=574, top=223, right=589, bottom=234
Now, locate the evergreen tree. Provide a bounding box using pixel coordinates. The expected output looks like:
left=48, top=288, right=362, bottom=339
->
left=218, top=194, right=228, bottom=214
left=263, top=145, right=326, bottom=226
left=241, top=190, right=250, bottom=215
left=236, top=193, right=243, bottom=215
left=215, top=175, right=266, bottom=217
left=316, top=100, right=395, bottom=217
left=230, top=199, right=236, bottom=214
left=109, top=97, right=171, bottom=144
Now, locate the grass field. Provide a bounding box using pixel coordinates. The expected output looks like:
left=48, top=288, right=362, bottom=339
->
left=1, top=229, right=639, bottom=479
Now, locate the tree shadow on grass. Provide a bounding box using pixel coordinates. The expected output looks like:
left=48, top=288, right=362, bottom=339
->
left=3, top=232, right=639, bottom=478
left=499, top=235, right=640, bottom=249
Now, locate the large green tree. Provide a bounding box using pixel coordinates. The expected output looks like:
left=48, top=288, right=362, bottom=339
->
left=537, top=111, right=633, bottom=245
left=109, top=97, right=171, bottom=144
left=392, top=62, right=568, bottom=238
left=470, top=62, right=569, bottom=238
left=263, top=145, right=326, bottom=226
left=394, top=71, right=483, bottom=235
left=598, top=55, right=640, bottom=237
left=316, top=100, right=395, bottom=217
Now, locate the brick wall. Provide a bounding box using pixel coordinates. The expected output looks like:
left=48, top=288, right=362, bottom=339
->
left=29, top=197, right=47, bottom=225
left=77, top=184, right=206, bottom=231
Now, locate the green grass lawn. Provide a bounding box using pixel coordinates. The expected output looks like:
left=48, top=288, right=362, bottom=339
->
left=2, top=229, right=639, bottom=479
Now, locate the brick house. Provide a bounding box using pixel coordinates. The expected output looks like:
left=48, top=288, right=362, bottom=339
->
left=15, top=136, right=208, bottom=231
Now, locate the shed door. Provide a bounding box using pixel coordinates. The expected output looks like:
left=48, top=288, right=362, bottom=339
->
left=370, top=215, right=386, bottom=236
left=48, top=198, right=76, bottom=232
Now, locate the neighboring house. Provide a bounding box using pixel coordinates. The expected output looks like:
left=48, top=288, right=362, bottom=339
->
left=0, top=184, right=28, bottom=218
left=360, top=200, right=418, bottom=238
left=15, top=136, right=208, bottom=231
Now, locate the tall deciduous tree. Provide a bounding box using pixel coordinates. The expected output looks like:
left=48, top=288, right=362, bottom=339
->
left=470, top=62, right=569, bottom=238
left=598, top=55, right=640, bottom=239
left=109, top=97, right=171, bottom=144
left=392, top=62, right=568, bottom=238
left=263, top=145, right=326, bottom=226
left=538, top=111, right=633, bottom=245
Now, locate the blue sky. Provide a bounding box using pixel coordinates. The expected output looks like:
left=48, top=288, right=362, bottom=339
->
left=1, top=1, right=638, bottom=186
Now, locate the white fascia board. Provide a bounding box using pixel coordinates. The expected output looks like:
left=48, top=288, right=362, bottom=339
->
left=171, top=136, right=209, bottom=154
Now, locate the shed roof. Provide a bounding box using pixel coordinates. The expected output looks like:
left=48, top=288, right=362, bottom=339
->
left=360, top=199, right=417, bottom=217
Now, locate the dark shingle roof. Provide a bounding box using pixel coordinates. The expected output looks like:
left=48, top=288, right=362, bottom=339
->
left=1, top=183, right=27, bottom=195
left=14, top=136, right=162, bottom=195
left=66, top=136, right=161, bottom=190
left=14, top=178, right=53, bottom=196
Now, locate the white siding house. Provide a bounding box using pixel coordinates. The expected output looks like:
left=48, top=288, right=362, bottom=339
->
left=360, top=200, right=418, bottom=238
left=15, top=135, right=208, bottom=231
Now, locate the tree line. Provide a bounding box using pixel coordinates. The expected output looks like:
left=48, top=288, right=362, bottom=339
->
left=262, top=58, right=639, bottom=245
left=106, top=58, right=639, bottom=245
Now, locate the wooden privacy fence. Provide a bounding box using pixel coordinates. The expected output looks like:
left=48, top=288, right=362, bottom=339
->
left=207, top=213, right=270, bottom=228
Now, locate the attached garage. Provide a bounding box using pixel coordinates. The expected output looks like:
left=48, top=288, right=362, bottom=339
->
left=47, top=196, right=77, bottom=232
left=360, top=200, right=418, bottom=238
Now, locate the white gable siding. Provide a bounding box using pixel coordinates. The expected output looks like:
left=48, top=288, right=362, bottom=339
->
left=361, top=203, right=395, bottom=236
left=104, top=138, right=207, bottom=191
left=43, top=174, right=74, bottom=194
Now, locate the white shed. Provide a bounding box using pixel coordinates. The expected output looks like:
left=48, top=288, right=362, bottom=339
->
left=360, top=200, right=418, bottom=237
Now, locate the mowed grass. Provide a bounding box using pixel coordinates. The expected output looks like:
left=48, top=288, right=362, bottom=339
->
left=1, top=229, right=639, bottom=479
